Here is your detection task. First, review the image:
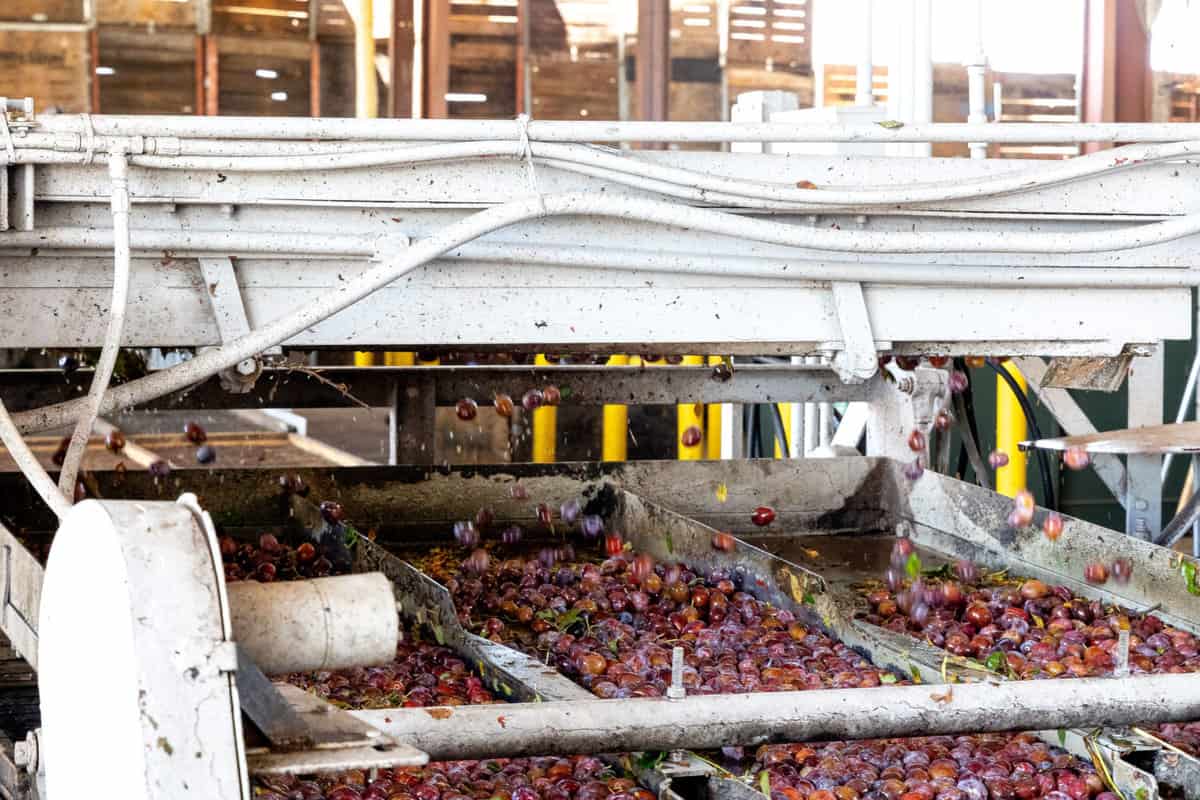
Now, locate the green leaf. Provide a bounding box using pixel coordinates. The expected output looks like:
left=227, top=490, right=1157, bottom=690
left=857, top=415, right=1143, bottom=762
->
left=758, top=771, right=771, bottom=798
left=1057, top=729, right=1068, bottom=747
left=664, top=531, right=674, bottom=554
left=1183, top=560, right=1200, bottom=596
left=921, top=563, right=954, bottom=580
left=636, top=751, right=667, bottom=771
left=985, top=652, right=1005, bottom=672
left=877, top=120, right=905, bottom=129
left=608, top=639, right=620, bottom=656
left=1136, top=788, right=1149, bottom=800
left=880, top=673, right=898, bottom=684
left=909, top=665, right=923, bottom=684
left=905, top=552, right=923, bottom=580
left=555, top=607, right=583, bottom=631
left=560, top=386, right=574, bottom=400
left=535, top=609, right=556, bottom=622
left=802, top=592, right=816, bottom=605
left=342, top=524, right=360, bottom=547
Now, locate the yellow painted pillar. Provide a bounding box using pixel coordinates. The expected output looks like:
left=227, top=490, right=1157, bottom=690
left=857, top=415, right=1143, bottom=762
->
left=532, top=354, right=557, bottom=463
left=678, top=355, right=705, bottom=460
left=705, top=356, right=724, bottom=460
left=602, top=354, right=629, bottom=461
left=354, top=352, right=376, bottom=366
left=355, top=0, right=378, bottom=120
left=773, top=403, right=795, bottom=459
left=384, top=352, right=416, bottom=366
left=995, top=362, right=1028, bottom=497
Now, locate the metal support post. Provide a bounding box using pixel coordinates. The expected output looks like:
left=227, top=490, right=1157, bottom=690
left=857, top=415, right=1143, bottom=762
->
left=389, top=374, right=436, bottom=466
left=1126, top=345, right=1165, bottom=538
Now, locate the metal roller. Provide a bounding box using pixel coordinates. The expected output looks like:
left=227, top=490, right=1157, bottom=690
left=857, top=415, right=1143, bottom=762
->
left=227, top=573, right=398, bottom=675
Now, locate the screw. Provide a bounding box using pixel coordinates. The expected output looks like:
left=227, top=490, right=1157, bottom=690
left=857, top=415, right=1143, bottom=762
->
left=666, top=646, right=685, bottom=700
left=235, top=358, right=257, bottom=376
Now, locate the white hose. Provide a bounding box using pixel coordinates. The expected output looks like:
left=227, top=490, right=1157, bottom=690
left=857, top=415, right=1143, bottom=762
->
left=0, top=399, right=72, bottom=519
left=56, top=153, right=133, bottom=498
left=120, top=138, right=1200, bottom=211
left=32, top=114, right=1200, bottom=144
left=12, top=191, right=1200, bottom=435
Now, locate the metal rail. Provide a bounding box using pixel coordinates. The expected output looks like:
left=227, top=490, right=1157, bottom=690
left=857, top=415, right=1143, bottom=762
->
left=352, top=673, right=1200, bottom=760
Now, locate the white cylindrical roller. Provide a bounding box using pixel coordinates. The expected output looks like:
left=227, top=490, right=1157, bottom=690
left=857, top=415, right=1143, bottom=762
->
left=226, top=573, right=398, bottom=675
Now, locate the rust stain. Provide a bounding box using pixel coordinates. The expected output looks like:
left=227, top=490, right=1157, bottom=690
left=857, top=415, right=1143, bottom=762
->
left=929, top=688, right=953, bottom=704
left=497, top=715, right=507, bottom=728
left=425, top=707, right=453, bottom=720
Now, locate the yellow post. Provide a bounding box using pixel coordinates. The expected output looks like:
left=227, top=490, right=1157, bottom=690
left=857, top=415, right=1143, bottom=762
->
left=602, top=354, right=629, bottom=461
left=384, top=352, right=416, bottom=366
left=773, top=403, right=794, bottom=459
left=995, top=362, right=1028, bottom=497
left=532, top=354, right=557, bottom=463
left=354, top=352, right=376, bottom=366
left=705, top=356, right=724, bottom=460
left=354, top=0, right=378, bottom=120
left=678, top=355, right=705, bottom=460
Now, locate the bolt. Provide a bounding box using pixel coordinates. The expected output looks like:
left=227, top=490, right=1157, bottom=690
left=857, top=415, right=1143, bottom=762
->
left=1134, top=499, right=1149, bottom=512
left=235, top=358, right=257, bottom=376
left=666, top=646, right=685, bottom=700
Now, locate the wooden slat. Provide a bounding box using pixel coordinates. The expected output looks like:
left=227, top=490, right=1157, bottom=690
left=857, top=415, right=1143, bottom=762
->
left=97, top=0, right=197, bottom=27
left=726, top=0, right=811, bottom=73
left=97, top=26, right=199, bottom=114
left=213, top=0, right=310, bottom=39
left=316, top=0, right=355, bottom=39
left=0, top=29, right=91, bottom=113
left=0, top=0, right=85, bottom=23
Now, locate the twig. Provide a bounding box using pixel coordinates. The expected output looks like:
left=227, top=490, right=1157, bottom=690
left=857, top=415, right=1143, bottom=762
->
left=271, top=360, right=371, bottom=409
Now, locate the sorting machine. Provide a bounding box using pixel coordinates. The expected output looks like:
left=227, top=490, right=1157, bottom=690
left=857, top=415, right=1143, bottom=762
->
left=0, top=100, right=1199, bottom=798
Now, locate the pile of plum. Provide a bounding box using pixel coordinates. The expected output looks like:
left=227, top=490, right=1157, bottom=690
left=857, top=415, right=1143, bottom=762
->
left=858, top=567, right=1199, bottom=680
left=221, top=533, right=348, bottom=583
left=415, top=546, right=901, bottom=698
left=253, top=756, right=653, bottom=800
left=280, top=631, right=502, bottom=710
left=751, top=734, right=1113, bottom=800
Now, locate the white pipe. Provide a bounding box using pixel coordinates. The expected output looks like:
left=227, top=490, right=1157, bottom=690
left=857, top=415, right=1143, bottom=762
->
left=855, top=0, right=874, bottom=107
left=351, top=671, right=1200, bottom=760
left=13, top=191, right=1200, bottom=434
left=1162, top=348, right=1200, bottom=480
left=116, top=138, right=1200, bottom=211
left=30, top=114, right=1200, bottom=144
left=9, top=230, right=1200, bottom=287
left=0, top=399, right=71, bottom=519
left=56, top=152, right=133, bottom=499
left=965, top=0, right=989, bottom=160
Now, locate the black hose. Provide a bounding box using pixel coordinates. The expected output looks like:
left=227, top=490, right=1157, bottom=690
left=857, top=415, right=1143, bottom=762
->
left=986, top=361, right=1058, bottom=512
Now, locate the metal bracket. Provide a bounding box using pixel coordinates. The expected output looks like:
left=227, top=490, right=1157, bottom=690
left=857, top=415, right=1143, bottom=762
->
left=198, top=256, right=277, bottom=393
left=235, top=646, right=317, bottom=751
left=829, top=281, right=879, bottom=384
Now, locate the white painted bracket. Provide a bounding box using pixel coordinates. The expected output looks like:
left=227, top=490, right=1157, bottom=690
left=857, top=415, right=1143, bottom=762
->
left=198, top=256, right=277, bottom=392
left=830, top=281, right=879, bottom=384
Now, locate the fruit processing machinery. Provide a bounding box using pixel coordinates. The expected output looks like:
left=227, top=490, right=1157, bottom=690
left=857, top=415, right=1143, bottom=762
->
left=2, top=105, right=1200, bottom=798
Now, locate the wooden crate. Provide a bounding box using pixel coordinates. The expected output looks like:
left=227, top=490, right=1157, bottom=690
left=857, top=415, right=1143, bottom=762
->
left=822, top=63, right=887, bottom=107
left=217, top=35, right=311, bottom=116
left=0, top=29, right=91, bottom=113
left=727, top=0, right=811, bottom=73
left=97, top=0, right=196, bottom=27
left=530, top=57, right=618, bottom=120
left=670, top=0, right=719, bottom=61
left=445, top=1, right=517, bottom=119
left=318, top=39, right=355, bottom=117
left=0, top=0, right=85, bottom=23
left=213, top=0, right=310, bottom=39
left=316, top=0, right=355, bottom=40
left=97, top=26, right=198, bottom=114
